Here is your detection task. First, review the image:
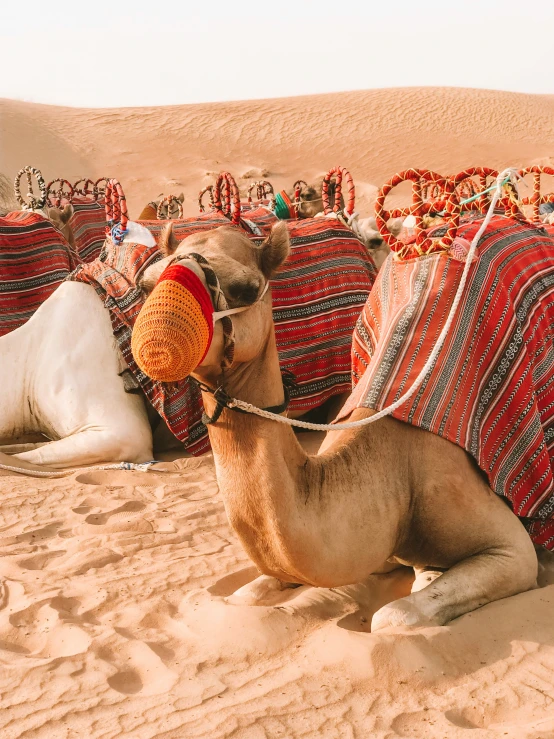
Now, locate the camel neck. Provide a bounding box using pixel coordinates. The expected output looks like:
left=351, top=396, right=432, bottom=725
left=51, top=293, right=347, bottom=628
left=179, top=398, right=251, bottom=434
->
left=195, top=327, right=407, bottom=584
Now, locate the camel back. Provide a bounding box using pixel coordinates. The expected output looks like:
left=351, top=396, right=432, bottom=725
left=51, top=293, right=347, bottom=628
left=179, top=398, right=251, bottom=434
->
left=0, top=211, right=79, bottom=337
left=340, top=214, right=554, bottom=548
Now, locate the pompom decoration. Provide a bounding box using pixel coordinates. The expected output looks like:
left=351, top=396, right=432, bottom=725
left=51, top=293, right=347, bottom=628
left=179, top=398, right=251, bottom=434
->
left=131, top=264, right=214, bottom=382
left=274, top=190, right=296, bottom=219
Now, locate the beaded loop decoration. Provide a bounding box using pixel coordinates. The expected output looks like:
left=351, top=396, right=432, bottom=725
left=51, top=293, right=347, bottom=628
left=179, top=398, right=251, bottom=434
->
left=517, top=166, right=554, bottom=221
left=322, top=166, right=355, bottom=216
left=92, top=177, right=109, bottom=203
left=198, top=185, right=215, bottom=213
left=14, top=166, right=47, bottom=210
left=452, top=167, right=499, bottom=214
left=46, top=178, right=75, bottom=209
left=156, top=194, right=184, bottom=220
left=374, top=169, right=461, bottom=259
left=213, top=172, right=241, bottom=225
left=104, top=179, right=129, bottom=242
left=73, top=178, right=96, bottom=198
left=247, top=180, right=274, bottom=203
left=293, top=179, right=309, bottom=203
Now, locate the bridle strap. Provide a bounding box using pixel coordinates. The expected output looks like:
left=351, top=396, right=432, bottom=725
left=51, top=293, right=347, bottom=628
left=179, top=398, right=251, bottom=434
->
left=196, top=380, right=291, bottom=426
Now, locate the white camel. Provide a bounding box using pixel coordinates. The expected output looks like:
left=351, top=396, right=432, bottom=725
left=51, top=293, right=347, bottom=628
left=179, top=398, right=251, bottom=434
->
left=0, top=222, right=157, bottom=468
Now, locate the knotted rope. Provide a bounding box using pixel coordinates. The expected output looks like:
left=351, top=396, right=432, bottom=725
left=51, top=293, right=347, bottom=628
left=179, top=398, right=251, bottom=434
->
left=247, top=180, right=274, bottom=203
left=104, top=179, right=129, bottom=243
left=73, top=178, right=96, bottom=198
left=213, top=172, right=241, bottom=226
left=46, top=178, right=75, bottom=209
left=322, top=166, right=355, bottom=217
left=374, top=169, right=461, bottom=259
left=14, top=166, right=47, bottom=210
left=517, top=166, right=554, bottom=221
left=156, top=195, right=184, bottom=220
left=198, top=185, right=215, bottom=213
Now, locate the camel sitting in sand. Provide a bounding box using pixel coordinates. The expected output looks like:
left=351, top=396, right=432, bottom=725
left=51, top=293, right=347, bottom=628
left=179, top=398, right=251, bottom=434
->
left=133, top=219, right=544, bottom=630
left=0, top=222, right=158, bottom=467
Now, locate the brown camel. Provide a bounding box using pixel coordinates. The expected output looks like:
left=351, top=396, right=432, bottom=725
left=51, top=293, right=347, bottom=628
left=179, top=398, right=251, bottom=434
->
left=143, top=221, right=538, bottom=631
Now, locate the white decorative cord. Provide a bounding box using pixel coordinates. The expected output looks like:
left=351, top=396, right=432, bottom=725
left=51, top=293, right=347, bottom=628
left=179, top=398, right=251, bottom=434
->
left=0, top=461, right=166, bottom=479
left=226, top=169, right=519, bottom=431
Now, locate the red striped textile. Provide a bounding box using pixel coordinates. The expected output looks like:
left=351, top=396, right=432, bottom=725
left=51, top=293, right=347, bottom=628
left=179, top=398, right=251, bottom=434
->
left=69, top=220, right=377, bottom=454
left=0, top=211, right=79, bottom=337
left=69, top=197, right=106, bottom=262
left=138, top=213, right=232, bottom=243
left=139, top=209, right=278, bottom=242
left=276, top=218, right=377, bottom=410
left=339, top=214, right=554, bottom=548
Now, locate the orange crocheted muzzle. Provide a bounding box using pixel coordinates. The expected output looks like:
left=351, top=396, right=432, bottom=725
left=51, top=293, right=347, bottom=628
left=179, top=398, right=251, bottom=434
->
left=131, top=264, right=214, bottom=382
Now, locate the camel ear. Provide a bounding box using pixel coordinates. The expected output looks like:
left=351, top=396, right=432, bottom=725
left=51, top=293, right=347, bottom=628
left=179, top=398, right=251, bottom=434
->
left=260, top=221, right=290, bottom=278
left=60, top=203, right=73, bottom=224
left=158, top=222, right=180, bottom=257
left=178, top=192, right=184, bottom=202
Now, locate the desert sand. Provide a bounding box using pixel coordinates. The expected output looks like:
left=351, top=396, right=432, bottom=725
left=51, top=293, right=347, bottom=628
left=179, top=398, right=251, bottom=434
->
left=2, top=87, right=554, bottom=215
left=2, top=87, right=554, bottom=738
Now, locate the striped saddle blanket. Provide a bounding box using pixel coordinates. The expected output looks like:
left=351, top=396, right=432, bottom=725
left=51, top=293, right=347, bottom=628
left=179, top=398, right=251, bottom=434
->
left=0, top=211, right=79, bottom=337
left=139, top=209, right=277, bottom=242
left=339, top=214, right=554, bottom=548
left=70, top=219, right=376, bottom=454
left=69, top=197, right=106, bottom=262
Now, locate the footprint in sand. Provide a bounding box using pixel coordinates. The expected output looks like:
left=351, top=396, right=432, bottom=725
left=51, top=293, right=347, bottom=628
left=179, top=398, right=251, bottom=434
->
left=74, top=500, right=153, bottom=535
left=102, top=640, right=177, bottom=696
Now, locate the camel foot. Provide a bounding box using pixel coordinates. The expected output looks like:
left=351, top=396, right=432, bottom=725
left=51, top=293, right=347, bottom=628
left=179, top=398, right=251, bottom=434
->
left=371, top=596, right=441, bottom=631
left=228, top=575, right=301, bottom=606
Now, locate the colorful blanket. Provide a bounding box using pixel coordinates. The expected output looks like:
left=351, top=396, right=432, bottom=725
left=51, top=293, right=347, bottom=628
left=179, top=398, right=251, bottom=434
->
left=339, top=214, right=554, bottom=548
left=139, top=209, right=278, bottom=243
left=69, top=219, right=376, bottom=454
left=69, top=197, right=106, bottom=262
left=0, top=211, right=79, bottom=337
left=275, top=218, right=377, bottom=409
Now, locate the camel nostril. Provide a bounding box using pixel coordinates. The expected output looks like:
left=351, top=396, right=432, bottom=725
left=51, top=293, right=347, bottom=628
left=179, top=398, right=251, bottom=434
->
left=227, top=281, right=260, bottom=305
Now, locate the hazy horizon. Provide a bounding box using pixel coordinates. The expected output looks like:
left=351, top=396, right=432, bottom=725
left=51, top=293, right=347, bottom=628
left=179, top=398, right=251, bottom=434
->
left=2, top=0, right=553, bottom=108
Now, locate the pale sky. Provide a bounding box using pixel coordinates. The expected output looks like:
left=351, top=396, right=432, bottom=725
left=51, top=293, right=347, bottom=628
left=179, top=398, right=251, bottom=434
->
left=1, top=0, right=553, bottom=107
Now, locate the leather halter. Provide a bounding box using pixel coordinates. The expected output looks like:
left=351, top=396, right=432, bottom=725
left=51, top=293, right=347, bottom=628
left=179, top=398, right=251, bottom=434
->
left=166, top=252, right=294, bottom=424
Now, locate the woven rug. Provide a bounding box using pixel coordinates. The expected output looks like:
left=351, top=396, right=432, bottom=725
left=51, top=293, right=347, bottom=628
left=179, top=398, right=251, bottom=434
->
left=0, top=211, right=79, bottom=337
left=339, top=214, right=554, bottom=548
left=69, top=197, right=107, bottom=262
left=68, top=219, right=377, bottom=454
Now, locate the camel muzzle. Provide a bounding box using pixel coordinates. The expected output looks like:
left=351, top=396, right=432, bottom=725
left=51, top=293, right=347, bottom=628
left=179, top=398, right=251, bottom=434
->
left=131, top=263, right=214, bottom=382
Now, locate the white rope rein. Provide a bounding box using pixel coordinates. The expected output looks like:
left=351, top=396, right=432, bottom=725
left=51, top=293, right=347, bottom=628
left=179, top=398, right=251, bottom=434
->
left=0, top=461, right=167, bottom=479
left=227, top=169, right=519, bottom=431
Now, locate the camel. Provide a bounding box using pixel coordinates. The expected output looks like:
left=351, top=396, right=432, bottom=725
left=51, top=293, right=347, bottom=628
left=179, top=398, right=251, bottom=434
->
left=135, top=219, right=539, bottom=631
left=0, top=222, right=158, bottom=467
left=0, top=212, right=375, bottom=468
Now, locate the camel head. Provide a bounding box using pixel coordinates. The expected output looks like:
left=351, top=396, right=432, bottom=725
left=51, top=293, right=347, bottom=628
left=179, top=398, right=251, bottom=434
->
left=136, top=221, right=290, bottom=386
left=294, top=180, right=344, bottom=219
left=46, top=204, right=75, bottom=249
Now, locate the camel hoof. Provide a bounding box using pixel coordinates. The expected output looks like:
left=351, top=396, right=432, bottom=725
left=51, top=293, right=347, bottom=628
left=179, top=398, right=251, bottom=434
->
left=227, top=575, right=297, bottom=606
left=371, top=597, right=439, bottom=631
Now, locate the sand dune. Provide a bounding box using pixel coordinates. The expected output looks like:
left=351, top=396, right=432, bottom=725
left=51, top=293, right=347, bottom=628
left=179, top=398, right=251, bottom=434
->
left=2, top=87, right=554, bottom=216
left=2, top=87, right=554, bottom=737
